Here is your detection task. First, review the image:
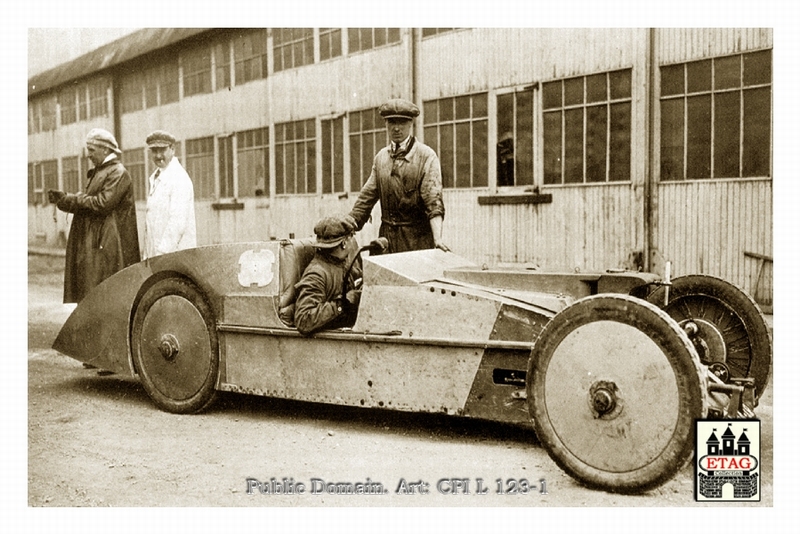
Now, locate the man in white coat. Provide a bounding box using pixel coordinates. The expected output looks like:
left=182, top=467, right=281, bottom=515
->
left=143, top=130, right=197, bottom=259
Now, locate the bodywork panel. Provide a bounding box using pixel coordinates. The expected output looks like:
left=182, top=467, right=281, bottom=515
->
left=53, top=242, right=660, bottom=424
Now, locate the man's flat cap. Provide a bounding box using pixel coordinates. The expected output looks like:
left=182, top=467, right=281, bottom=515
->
left=313, top=215, right=356, bottom=248
left=379, top=98, right=420, bottom=120
left=146, top=130, right=177, bottom=148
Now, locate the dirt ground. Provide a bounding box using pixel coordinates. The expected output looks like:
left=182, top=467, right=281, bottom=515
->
left=25, top=253, right=773, bottom=515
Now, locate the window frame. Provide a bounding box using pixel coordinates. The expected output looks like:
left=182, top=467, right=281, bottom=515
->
left=541, top=68, right=633, bottom=185
left=348, top=107, right=386, bottom=189
left=272, top=28, right=314, bottom=72
left=274, top=118, right=317, bottom=195
left=423, top=92, right=489, bottom=189
left=659, top=49, right=772, bottom=181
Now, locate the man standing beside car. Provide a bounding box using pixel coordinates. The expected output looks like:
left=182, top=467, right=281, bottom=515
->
left=143, top=130, right=197, bottom=259
left=48, top=128, right=140, bottom=303
left=348, top=98, right=449, bottom=254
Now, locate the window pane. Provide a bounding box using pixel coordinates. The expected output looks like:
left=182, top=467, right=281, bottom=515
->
left=306, top=141, right=316, bottom=193
left=743, top=87, right=771, bottom=177
left=586, top=73, right=607, bottom=103
left=334, top=117, right=344, bottom=192
left=543, top=111, right=562, bottom=184
left=472, top=119, right=488, bottom=187
left=713, top=91, right=740, bottom=177
left=516, top=90, right=533, bottom=186
left=542, top=81, right=561, bottom=109
left=362, top=134, right=375, bottom=187
left=455, top=122, right=471, bottom=187
left=661, top=64, right=684, bottom=97
left=610, top=69, right=632, bottom=99
left=609, top=102, right=631, bottom=181
left=439, top=97, right=453, bottom=122
left=348, top=28, right=360, bottom=53
left=660, top=98, right=684, bottom=181
left=687, top=59, right=711, bottom=93
left=423, top=101, right=437, bottom=124
left=585, top=105, right=607, bottom=182
left=564, top=108, right=583, bottom=183
left=714, top=55, right=741, bottom=90
left=686, top=95, right=711, bottom=178
left=472, top=93, right=487, bottom=117
left=424, top=126, right=437, bottom=154
left=440, top=124, right=454, bottom=188
left=564, top=77, right=583, bottom=106
left=375, top=28, right=386, bottom=47
left=744, top=50, right=771, bottom=86
left=455, top=95, right=471, bottom=120
left=322, top=121, right=332, bottom=194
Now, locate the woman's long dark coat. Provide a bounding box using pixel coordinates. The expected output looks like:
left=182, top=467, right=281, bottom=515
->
left=57, top=158, right=141, bottom=303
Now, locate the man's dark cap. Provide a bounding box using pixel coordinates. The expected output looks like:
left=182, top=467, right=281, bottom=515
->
left=146, top=130, right=177, bottom=148
left=379, top=98, right=419, bottom=120
left=313, top=215, right=356, bottom=248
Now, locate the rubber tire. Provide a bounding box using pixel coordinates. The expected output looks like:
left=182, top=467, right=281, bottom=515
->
left=527, top=294, right=706, bottom=494
left=647, top=274, right=772, bottom=400
left=131, top=278, right=219, bottom=414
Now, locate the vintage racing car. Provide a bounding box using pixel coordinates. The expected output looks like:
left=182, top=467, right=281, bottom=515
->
left=53, top=238, right=772, bottom=494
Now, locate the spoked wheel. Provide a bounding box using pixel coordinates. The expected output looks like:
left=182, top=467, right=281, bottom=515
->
left=647, top=275, right=772, bottom=401
left=527, top=295, right=706, bottom=494
left=131, top=278, right=219, bottom=414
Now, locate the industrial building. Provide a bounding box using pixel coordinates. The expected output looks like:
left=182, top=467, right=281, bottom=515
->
left=27, top=27, right=773, bottom=308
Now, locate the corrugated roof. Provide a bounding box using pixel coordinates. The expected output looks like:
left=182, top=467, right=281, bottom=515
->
left=28, top=28, right=211, bottom=97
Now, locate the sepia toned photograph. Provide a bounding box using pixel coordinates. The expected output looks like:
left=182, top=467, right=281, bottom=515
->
left=17, top=3, right=796, bottom=531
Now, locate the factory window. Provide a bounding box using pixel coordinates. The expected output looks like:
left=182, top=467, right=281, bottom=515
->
left=214, top=41, right=232, bottom=90
left=59, top=86, right=78, bottom=125
left=321, top=116, right=345, bottom=194
left=40, top=97, right=57, bottom=132
left=120, top=73, right=143, bottom=113
left=347, top=28, right=401, bottom=53
left=660, top=50, right=771, bottom=180
left=349, top=107, right=385, bottom=188
left=422, top=28, right=456, bottom=38
left=275, top=119, right=316, bottom=195
left=237, top=127, right=270, bottom=198
left=62, top=156, right=81, bottom=194
left=88, top=78, right=109, bottom=118
left=183, top=46, right=212, bottom=97
left=124, top=59, right=179, bottom=113
left=234, top=29, right=268, bottom=84
left=423, top=92, right=489, bottom=188
left=542, top=69, right=632, bottom=184
left=218, top=135, right=235, bottom=198
left=186, top=136, right=215, bottom=200
left=28, top=163, right=36, bottom=204
left=124, top=148, right=147, bottom=202
left=273, top=28, right=313, bottom=72
left=319, top=28, right=342, bottom=61
left=496, top=89, right=534, bottom=187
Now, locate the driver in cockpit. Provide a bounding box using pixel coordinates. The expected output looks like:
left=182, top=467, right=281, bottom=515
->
left=292, top=215, right=363, bottom=335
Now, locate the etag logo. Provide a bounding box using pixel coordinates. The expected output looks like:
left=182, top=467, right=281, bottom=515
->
left=695, top=421, right=761, bottom=501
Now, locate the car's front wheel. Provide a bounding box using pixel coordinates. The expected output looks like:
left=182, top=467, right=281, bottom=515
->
left=131, top=277, right=219, bottom=414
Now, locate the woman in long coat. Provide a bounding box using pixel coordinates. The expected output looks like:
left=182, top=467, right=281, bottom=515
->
left=49, top=129, right=141, bottom=303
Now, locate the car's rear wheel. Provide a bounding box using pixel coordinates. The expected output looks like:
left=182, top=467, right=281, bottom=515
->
left=647, top=274, right=771, bottom=401
left=131, top=278, right=219, bottom=414
left=527, top=295, right=706, bottom=494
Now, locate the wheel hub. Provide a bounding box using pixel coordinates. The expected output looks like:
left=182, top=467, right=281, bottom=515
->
left=158, top=334, right=180, bottom=361
left=680, top=319, right=726, bottom=365
left=588, top=380, right=623, bottom=419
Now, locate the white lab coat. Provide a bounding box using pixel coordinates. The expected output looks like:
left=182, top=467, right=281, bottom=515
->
left=144, top=157, right=197, bottom=259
